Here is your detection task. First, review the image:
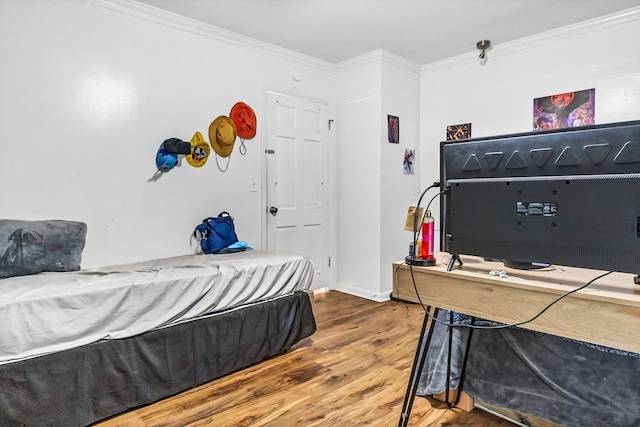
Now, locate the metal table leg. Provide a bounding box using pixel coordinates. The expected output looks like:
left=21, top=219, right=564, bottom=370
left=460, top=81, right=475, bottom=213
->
left=398, top=306, right=439, bottom=427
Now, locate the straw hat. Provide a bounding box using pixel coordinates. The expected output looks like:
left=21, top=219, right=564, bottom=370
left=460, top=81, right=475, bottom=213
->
left=208, top=116, right=237, bottom=158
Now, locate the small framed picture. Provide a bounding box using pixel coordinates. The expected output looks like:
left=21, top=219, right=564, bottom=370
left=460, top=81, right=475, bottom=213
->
left=446, top=123, right=472, bottom=140
left=388, top=115, right=399, bottom=143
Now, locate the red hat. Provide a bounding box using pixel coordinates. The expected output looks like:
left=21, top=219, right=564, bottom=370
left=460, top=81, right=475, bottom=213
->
left=229, top=102, right=257, bottom=140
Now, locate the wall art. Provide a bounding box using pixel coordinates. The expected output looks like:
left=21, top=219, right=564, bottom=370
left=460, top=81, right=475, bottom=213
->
left=446, top=123, right=472, bottom=140
left=533, top=88, right=595, bottom=131
left=403, top=148, right=415, bottom=175
left=388, top=115, right=399, bottom=143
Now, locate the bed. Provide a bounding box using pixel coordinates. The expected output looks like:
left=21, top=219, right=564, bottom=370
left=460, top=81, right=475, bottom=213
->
left=0, top=220, right=317, bottom=426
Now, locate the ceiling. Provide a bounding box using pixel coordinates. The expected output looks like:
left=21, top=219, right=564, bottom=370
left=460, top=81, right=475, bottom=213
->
left=134, top=0, right=639, bottom=65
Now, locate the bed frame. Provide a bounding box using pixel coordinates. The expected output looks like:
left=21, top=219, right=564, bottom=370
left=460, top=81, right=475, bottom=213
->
left=0, top=291, right=315, bottom=426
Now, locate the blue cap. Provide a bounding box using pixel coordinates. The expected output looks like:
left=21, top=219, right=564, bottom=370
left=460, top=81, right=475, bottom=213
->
left=155, top=145, right=178, bottom=172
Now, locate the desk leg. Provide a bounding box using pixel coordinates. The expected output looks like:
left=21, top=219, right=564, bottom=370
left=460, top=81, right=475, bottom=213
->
left=444, top=315, right=475, bottom=408
left=445, top=311, right=454, bottom=406
left=398, top=306, right=439, bottom=427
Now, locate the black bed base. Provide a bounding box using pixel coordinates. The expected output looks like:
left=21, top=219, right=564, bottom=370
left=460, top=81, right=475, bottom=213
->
left=0, top=291, right=316, bottom=426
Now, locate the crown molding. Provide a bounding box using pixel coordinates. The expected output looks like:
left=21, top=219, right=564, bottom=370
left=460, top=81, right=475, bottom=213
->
left=421, top=5, right=640, bottom=75
left=83, top=1, right=639, bottom=77
left=86, top=0, right=336, bottom=73
left=335, top=49, right=421, bottom=74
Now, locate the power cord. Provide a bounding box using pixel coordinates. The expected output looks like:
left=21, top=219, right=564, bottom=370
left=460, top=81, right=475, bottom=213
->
left=399, top=187, right=613, bottom=330
left=403, top=259, right=612, bottom=330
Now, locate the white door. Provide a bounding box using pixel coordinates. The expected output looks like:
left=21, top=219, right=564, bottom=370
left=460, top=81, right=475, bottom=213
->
left=266, top=92, right=330, bottom=289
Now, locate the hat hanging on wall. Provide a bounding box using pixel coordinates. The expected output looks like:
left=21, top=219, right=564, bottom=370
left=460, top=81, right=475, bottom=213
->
left=208, top=115, right=237, bottom=172
left=149, top=143, right=179, bottom=181
left=186, top=131, right=210, bottom=167
left=155, top=144, right=178, bottom=172
left=162, top=137, right=192, bottom=155
left=229, top=102, right=257, bottom=155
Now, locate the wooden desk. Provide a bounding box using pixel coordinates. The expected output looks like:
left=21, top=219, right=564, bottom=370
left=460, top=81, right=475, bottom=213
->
left=392, top=253, right=640, bottom=354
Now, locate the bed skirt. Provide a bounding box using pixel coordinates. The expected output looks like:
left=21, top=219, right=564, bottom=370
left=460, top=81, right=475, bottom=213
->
left=0, top=291, right=316, bottom=426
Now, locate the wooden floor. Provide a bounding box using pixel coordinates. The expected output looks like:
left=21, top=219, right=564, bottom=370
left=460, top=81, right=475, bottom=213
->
left=97, top=290, right=514, bottom=426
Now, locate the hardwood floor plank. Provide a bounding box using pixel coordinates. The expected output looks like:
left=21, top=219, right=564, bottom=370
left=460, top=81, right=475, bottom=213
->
left=97, top=291, right=515, bottom=426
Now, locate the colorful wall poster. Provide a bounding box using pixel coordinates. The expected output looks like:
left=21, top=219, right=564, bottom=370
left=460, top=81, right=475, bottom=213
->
left=533, top=88, right=595, bottom=131
left=403, top=149, right=415, bottom=175
left=388, top=115, right=399, bottom=143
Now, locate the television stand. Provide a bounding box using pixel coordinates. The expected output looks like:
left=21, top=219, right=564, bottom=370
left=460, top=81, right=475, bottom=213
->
left=503, top=260, right=551, bottom=270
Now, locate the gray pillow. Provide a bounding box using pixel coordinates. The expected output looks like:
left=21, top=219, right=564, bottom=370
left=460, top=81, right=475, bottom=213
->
left=0, top=220, right=87, bottom=279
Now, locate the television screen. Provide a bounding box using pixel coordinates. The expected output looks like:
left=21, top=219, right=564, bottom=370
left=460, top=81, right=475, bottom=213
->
left=440, top=120, right=640, bottom=275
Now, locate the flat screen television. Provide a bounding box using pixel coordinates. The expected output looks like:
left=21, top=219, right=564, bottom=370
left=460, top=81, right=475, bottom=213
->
left=439, top=120, right=640, bottom=278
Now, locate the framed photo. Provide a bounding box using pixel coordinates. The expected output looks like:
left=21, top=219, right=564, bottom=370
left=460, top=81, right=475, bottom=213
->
left=388, top=115, right=399, bottom=143
left=533, top=88, right=595, bottom=131
left=446, top=123, right=472, bottom=140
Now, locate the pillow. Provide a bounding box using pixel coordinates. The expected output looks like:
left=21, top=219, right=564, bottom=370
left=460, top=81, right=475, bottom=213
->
left=0, top=219, right=87, bottom=279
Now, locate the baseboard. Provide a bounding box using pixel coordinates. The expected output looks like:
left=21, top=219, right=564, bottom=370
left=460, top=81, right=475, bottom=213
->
left=333, top=284, right=390, bottom=302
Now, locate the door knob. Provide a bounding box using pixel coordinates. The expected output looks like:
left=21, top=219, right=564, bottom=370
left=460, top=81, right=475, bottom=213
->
left=269, top=206, right=279, bottom=216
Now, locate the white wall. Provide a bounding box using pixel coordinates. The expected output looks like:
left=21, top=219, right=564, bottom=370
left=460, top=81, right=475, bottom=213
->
left=1, top=1, right=637, bottom=301
left=335, top=58, right=383, bottom=298
left=420, top=7, right=640, bottom=217
left=334, top=52, right=420, bottom=300
left=380, top=58, right=420, bottom=297
left=0, top=0, right=336, bottom=268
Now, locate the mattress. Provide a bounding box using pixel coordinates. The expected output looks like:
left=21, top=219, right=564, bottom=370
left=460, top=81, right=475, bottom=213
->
left=0, top=251, right=314, bottom=365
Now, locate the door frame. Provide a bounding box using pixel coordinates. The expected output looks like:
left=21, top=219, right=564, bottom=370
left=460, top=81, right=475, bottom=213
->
left=259, top=90, right=337, bottom=289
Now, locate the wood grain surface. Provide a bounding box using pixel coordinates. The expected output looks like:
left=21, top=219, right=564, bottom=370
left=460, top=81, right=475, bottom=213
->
left=392, top=253, right=640, bottom=353
left=96, top=290, right=515, bottom=426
